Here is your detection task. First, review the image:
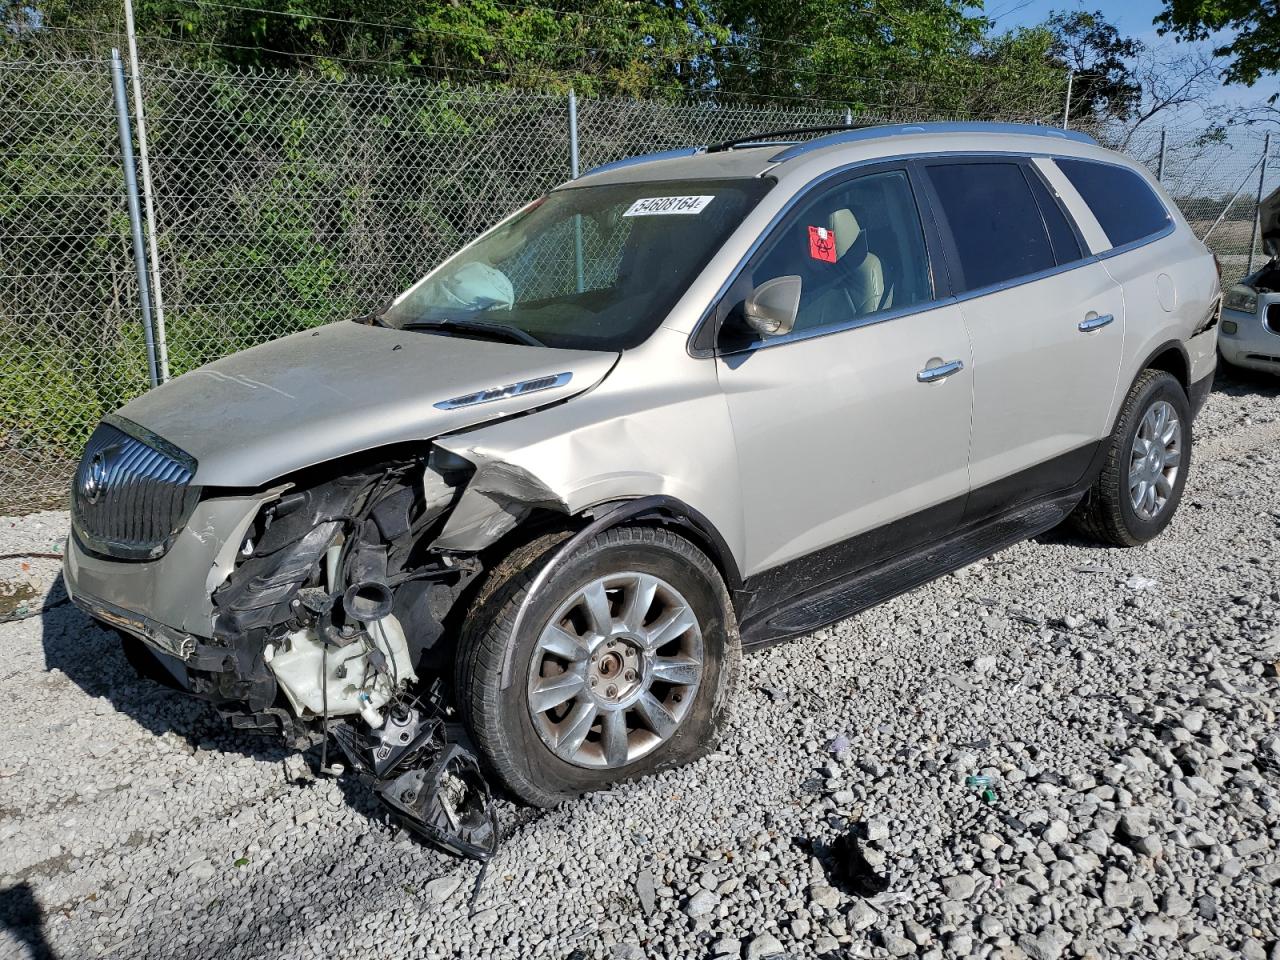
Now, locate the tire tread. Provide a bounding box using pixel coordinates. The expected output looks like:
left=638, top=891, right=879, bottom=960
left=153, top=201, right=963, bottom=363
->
left=1071, top=369, right=1185, bottom=547
left=454, top=525, right=739, bottom=807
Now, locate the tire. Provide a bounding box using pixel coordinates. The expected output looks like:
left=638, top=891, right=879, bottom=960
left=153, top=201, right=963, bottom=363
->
left=1071, top=369, right=1191, bottom=547
left=454, top=525, right=740, bottom=807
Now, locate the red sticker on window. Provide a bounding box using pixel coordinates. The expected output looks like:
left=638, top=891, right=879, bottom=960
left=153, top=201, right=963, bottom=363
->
left=808, top=225, right=837, bottom=262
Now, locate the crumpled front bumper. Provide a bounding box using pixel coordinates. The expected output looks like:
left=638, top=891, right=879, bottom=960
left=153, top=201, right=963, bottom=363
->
left=63, top=490, right=276, bottom=659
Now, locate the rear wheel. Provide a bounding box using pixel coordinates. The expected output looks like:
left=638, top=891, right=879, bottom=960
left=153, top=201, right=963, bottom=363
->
left=1072, top=369, right=1190, bottom=546
left=455, top=525, right=740, bottom=807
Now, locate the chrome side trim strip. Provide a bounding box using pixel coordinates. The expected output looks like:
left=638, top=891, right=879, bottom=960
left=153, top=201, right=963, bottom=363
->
left=433, top=371, right=573, bottom=410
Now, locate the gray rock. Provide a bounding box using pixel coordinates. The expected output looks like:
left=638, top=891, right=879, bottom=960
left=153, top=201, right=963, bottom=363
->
left=1042, top=820, right=1070, bottom=844
left=809, top=884, right=840, bottom=910
left=745, top=933, right=785, bottom=960
left=423, top=874, right=462, bottom=904
left=1161, top=891, right=1192, bottom=917
left=848, top=900, right=879, bottom=931
left=880, top=932, right=917, bottom=957
left=1118, top=808, right=1151, bottom=840
left=683, top=888, right=718, bottom=918
left=941, top=874, right=976, bottom=900
left=1018, top=924, right=1070, bottom=960
left=634, top=869, right=657, bottom=915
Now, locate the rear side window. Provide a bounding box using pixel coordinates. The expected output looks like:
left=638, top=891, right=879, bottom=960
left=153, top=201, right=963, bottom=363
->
left=925, top=162, right=1057, bottom=292
left=1055, top=158, right=1172, bottom=248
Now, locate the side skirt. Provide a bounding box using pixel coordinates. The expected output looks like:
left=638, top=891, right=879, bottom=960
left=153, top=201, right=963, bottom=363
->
left=739, top=490, right=1083, bottom=648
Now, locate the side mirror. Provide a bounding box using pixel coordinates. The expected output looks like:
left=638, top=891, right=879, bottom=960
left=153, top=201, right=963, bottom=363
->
left=742, top=275, right=802, bottom=338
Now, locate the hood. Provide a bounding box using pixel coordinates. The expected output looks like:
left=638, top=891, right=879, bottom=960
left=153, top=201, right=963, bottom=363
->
left=116, top=321, right=618, bottom=487
left=1262, top=185, right=1280, bottom=260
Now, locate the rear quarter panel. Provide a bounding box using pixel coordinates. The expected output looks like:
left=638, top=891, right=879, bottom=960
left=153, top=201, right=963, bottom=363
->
left=1101, top=228, right=1220, bottom=397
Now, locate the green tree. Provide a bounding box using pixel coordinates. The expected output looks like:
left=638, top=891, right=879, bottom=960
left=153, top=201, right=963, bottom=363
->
left=1155, top=0, right=1280, bottom=92
left=5, top=0, right=1070, bottom=116
left=1046, top=9, right=1142, bottom=123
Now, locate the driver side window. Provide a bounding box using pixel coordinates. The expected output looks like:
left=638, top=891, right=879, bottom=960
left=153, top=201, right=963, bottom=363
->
left=749, top=169, right=933, bottom=335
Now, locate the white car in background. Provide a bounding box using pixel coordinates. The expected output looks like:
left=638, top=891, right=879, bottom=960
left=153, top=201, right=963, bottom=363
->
left=1220, top=186, right=1280, bottom=374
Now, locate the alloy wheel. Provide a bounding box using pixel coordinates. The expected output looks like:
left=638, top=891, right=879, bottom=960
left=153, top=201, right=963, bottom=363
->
left=1128, top=399, right=1182, bottom=521
left=527, top=572, right=704, bottom=769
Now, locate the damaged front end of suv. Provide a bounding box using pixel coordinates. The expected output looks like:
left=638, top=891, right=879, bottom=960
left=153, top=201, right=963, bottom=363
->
left=64, top=170, right=768, bottom=857
left=63, top=321, right=620, bottom=859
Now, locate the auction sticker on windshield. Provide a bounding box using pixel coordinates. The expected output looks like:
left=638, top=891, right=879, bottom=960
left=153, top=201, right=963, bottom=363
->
left=623, top=195, right=715, bottom=217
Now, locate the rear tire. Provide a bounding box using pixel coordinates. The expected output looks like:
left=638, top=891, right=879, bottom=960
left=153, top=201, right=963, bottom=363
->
left=454, top=525, right=740, bottom=807
left=1071, top=369, right=1191, bottom=547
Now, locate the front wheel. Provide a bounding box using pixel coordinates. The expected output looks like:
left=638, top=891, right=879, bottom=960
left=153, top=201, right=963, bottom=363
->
left=1072, top=369, right=1191, bottom=547
left=455, top=525, right=740, bottom=807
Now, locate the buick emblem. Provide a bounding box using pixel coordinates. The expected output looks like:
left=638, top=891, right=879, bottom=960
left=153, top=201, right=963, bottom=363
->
left=83, top=451, right=109, bottom=504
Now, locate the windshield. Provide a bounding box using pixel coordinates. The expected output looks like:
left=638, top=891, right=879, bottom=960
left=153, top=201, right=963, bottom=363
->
left=381, top=178, right=773, bottom=350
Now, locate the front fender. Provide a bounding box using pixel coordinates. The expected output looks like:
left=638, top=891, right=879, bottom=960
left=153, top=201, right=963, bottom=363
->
left=430, top=331, right=747, bottom=572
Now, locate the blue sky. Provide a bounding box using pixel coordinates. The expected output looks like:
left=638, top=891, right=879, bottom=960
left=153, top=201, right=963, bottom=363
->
left=988, top=0, right=1170, bottom=46
left=986, top=0, right=1275, bottom=116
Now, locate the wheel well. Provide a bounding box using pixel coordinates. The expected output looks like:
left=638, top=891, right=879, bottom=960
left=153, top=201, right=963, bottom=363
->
left=1144, top=345, right=1190, bottom=395
left=615, top=504, right=743, bottom=592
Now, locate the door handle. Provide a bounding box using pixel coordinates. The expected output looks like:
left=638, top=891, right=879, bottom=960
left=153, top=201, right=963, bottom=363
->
left=1078, top=313, right=1114, bottom=332
left=917, top=359, right=964, bottom=383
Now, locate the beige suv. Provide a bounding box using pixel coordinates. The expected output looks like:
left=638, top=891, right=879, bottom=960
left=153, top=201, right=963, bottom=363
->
left=64, top=122, right=1220, bottom=853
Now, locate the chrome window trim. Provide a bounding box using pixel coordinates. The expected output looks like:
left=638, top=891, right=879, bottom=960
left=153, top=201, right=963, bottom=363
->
left=1091, top=220, right=1177, bottom=263
left=687, top=149, right=1177, bottom=359
left=716, top=296, right=956, bottom=355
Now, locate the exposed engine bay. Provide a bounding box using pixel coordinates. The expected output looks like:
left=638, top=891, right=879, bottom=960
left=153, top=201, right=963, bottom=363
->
left=1250, top=261, right=1280, bottom=294
left=192, top=449, right=520, bottom=860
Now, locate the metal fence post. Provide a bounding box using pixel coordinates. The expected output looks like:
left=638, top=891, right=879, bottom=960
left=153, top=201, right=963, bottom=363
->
left=1156, top=128, right=1167, bottom=182
left=124, top=0, right=169, bottom=381
left=110, top=48, right=159, bottom=388
left=568, top=88, right=584, bottom=292
left=1247, top=132, right=1271, bottom=276
left=1061, top=69, right=1073, bottom=129
left=567, top=87, right=580, bottom=179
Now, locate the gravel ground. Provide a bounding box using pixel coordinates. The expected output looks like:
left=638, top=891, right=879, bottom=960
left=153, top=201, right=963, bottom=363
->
left=2, top=367, right=1279, bottom=960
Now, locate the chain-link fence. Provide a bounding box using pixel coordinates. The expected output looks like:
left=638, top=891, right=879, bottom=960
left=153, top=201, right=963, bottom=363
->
left=2, top=55, right=1277, bottom=514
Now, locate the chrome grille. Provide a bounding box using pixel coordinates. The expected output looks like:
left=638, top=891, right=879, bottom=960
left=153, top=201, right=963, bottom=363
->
left=71, top=419, right=200, bottom=561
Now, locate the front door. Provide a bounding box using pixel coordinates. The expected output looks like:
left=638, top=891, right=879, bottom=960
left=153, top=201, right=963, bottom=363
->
left=713, top=167, right=974, bottom=587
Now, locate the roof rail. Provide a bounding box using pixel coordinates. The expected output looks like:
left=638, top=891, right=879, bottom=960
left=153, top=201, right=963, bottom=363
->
left=705, top=124, right=872, bottom=153
left=583, top=146, right=705, bottom=178
left=768, top=121, right=1097, bottom=162
left=578, top=121, right=1099, bottom=180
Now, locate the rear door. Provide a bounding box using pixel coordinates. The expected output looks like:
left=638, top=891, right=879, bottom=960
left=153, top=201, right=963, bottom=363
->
left=713, top=165, right=973, bottom=582
left=917, top=157, right=1125, bottom=520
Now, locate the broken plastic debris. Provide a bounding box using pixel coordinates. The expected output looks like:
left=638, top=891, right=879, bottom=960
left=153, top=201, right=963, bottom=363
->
left=1123, top=575, right=1158, bottom=591
left=828, top=734, right=851, bottom=755
left=964, top=774, right=999, bottom=804
left=330, top=688, right=497, bottom=861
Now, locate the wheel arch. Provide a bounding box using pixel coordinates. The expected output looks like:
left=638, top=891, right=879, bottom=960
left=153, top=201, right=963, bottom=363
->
left=1136, top=339, right=1191, bottom=396
left=493, top=494, right=742, bottom=690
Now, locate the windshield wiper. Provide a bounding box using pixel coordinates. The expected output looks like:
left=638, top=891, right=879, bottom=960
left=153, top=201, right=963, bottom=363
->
left=353, top=298, right=394, bottom=326
left=400, top=318, right=544, bottom=347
